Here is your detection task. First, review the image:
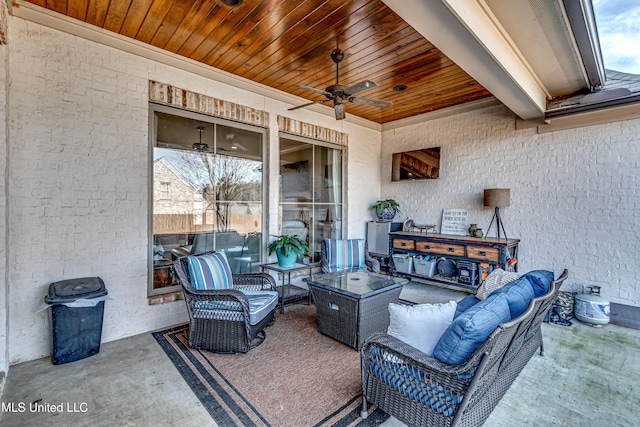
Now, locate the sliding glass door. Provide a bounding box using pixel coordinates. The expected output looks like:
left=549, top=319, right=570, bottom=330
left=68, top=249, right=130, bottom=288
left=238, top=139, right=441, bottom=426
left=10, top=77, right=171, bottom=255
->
left=279, top=135, right=344, bottom=261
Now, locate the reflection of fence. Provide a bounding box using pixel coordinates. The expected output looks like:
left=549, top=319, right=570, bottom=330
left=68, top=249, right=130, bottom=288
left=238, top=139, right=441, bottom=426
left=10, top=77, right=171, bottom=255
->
left=154, top=213, right=261, bottom=235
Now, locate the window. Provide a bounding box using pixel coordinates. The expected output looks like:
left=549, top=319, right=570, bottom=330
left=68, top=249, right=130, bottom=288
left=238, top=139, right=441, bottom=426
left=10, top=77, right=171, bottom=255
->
left=158, top=182, right=171, bottom=199
left=150, top=105, right=266, bottom=296
left=279, top=135, right=344, bottom=261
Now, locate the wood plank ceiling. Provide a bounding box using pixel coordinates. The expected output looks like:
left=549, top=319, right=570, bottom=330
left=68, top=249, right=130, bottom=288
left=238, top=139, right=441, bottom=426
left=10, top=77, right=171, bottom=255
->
left=25, top=0, right=493, bottom=124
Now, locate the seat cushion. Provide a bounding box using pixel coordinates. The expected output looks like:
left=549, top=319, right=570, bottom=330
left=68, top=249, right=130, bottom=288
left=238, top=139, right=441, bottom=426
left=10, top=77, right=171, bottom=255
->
left=239, top=290, right=278, bottom=325
left=368, top=346, right=464, bottom=418
left=433, top=293, right=511, bottom=365
left=387, top=301, right=457, bottom=356
left=192, top=290, right=278, bottom=326
left=323, top=239, right=365, bottom=272
left=186, top=252, right=233, bottom=290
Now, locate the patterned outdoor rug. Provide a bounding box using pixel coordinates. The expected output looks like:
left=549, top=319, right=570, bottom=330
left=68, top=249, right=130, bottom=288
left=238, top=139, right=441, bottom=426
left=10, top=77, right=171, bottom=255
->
left=152, top=304, right=389, bottom=427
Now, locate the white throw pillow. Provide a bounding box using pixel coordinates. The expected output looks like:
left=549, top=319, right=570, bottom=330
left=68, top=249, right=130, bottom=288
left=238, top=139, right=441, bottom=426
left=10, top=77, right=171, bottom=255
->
left=387, top=301, right=457, bottom=356
left=476, top=268, right=521, bottom=300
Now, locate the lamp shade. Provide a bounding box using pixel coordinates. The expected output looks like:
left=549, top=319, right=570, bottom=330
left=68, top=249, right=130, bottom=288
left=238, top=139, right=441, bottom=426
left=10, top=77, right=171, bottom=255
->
left=484, top=188, right=510, bottom=207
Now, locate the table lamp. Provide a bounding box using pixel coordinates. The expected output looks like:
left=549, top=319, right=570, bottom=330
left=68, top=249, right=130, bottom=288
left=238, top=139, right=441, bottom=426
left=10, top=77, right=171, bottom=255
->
left=484, top=188, right=510, bottom=240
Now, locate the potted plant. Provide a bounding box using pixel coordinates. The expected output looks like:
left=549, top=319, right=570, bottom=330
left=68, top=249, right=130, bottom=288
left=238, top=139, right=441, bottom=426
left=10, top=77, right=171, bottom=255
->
left=267, top=234, right=311, bottom=268
left=371, top=199, right=401, bottom=222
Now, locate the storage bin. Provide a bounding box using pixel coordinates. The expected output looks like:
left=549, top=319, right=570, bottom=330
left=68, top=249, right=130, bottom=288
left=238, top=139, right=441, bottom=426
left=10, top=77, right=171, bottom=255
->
left=392, top=254, right=414, bottom=274
left=414, top=258, right=437, bottom=277
left=479, top=262, right=493, bottom=282
left=457, top=261, right=479, bottom=285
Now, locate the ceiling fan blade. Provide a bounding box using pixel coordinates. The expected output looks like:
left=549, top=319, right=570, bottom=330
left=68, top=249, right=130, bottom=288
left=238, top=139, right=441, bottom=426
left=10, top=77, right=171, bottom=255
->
left=294, top=84, right=332, bottom=97
left=157, top=141, right=200, bottom=151
left=345, top=80, right=377, bottom=96
left=334, top=102, right=345, bottom=120
left=348, top=96, right=392, bottom=109
left=288, top=99, right=331, bottom=111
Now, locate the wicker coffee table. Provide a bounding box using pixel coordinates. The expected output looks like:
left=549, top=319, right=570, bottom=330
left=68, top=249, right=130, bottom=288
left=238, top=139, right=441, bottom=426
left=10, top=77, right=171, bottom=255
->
left=303, top=270, right=407, bottom=350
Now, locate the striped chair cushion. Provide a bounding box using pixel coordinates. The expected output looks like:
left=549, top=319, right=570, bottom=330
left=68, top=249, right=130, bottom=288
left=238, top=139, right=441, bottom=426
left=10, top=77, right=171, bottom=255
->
left=323, top=239, right=365, bottom=272
left=186, top=252, right=233, bottom=290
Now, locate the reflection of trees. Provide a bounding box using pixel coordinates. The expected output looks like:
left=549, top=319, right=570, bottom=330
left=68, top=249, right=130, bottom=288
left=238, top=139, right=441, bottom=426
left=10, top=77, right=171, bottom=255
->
left=179, top=152, right=261, bottom=231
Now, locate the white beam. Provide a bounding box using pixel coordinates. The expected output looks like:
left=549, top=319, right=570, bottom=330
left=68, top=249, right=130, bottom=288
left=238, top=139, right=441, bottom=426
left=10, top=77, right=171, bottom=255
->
left=383, top=0, right=549, bottom=120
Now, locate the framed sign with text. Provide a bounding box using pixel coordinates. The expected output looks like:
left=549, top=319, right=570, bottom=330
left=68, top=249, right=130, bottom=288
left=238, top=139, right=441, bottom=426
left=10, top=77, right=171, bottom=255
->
left=441, top=209, right=468, bottom=236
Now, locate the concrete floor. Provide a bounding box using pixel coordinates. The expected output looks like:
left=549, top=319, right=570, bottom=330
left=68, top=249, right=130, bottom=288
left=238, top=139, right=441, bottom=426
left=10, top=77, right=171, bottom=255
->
left=1, top=280, right=639, bottom=427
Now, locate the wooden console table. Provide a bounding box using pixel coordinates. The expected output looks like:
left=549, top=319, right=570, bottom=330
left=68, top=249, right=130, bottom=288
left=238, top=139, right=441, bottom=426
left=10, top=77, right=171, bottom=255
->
left=388, top=231, right=519, bottom=292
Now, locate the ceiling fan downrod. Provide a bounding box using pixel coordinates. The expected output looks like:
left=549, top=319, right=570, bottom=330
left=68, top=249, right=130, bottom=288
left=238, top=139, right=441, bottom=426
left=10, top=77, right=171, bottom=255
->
left=331, top=48, right=344, bottom=85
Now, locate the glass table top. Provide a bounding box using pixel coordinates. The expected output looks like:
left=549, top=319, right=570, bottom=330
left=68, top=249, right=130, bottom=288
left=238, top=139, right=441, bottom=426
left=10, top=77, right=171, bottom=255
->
left=259, top=262, right=319, bottom=273
left=303, top=270, right=407, bottom=298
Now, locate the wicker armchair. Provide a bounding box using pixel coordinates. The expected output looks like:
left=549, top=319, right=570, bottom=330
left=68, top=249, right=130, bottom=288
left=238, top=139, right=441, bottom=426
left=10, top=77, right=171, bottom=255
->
left=360, top=270, right=568, bottom=427
left=174, top=252, right=278, bottom=353
left=320, top=239, right=380, bottom=273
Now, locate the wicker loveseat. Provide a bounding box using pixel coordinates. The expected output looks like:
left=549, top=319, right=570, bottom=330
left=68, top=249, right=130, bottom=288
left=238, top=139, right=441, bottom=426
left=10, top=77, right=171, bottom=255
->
left=360, top=269, right=568, bottom=427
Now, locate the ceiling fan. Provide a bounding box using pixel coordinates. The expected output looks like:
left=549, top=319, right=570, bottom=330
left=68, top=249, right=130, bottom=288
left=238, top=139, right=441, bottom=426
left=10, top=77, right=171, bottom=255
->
left=288, top=48, right=392, bottom=120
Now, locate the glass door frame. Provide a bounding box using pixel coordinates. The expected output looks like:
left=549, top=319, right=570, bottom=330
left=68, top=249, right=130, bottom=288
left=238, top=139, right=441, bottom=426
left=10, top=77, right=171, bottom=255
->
left=277, top=132, right=347, bottom=260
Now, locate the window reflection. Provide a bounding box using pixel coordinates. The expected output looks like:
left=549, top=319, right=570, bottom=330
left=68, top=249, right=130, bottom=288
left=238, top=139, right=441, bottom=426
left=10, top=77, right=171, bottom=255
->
left=279, top=137, right=343, bottom=261
left=151, top=110, right=265, bottom=295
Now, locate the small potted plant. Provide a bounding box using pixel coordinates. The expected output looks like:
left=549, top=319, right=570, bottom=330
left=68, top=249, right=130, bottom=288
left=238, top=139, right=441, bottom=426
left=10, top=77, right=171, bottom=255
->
left=371, top=199, right=401, bottom=222
left=267, top=234, right=311, bottom=268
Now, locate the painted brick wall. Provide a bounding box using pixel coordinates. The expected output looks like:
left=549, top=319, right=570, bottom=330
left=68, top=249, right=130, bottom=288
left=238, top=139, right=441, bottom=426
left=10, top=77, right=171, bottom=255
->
left=8, top=19, right=162, bottom=365
left=0, top=40, right=7, bottom=379
left=343, top=122, right=383, bottom=238
left=381, top=105, right=640, bottom=308
left=6, top=17, right=380, bottom=363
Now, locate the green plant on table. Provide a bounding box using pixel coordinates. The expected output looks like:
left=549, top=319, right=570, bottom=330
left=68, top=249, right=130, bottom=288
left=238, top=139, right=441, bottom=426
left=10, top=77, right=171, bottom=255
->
left=267, top=234, right=310, bottom=257
left=370, top=199, right=402, bottom=216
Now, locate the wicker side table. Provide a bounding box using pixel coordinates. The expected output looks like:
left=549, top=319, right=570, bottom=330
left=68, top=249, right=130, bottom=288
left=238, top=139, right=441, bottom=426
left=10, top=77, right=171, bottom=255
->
left=303, top=270, right=407, bottom=350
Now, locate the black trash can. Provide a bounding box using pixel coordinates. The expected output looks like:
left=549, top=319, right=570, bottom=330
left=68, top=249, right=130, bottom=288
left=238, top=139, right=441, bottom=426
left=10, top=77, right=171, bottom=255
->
left=45, top=277, right=108, bottom=365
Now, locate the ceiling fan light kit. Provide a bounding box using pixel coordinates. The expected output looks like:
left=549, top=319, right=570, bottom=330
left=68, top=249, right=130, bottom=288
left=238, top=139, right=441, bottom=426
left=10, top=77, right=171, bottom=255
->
left=289, top=48, right=392, bottom=120
left=192, top=126, right=208, bottom=151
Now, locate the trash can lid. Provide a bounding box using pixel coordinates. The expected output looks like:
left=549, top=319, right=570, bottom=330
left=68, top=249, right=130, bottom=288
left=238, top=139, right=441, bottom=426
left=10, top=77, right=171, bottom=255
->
left=45, top=277, right=107, bottom=304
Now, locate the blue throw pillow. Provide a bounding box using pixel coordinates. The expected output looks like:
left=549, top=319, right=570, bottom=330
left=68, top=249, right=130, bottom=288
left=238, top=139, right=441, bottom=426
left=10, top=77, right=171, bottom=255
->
left=492, top=276, right=535, bottom=319
left=522, top=270, right=554, bottom=297
left=433, top=293, right=511, bottom=365
left=454, top=295, right=480, bottom=318
left=186, top=252, right=233, bottom=290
